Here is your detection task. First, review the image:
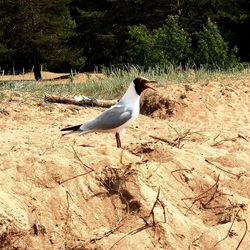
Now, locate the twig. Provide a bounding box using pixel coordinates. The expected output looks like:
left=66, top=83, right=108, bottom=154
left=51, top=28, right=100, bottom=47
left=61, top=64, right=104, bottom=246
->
left=142, top=187, right=166, bottom=226
left=171, top=168, right=194, bottom=184
left=107, top=187, right=166, bottom=249
left=211, top=136, right=238, bottom=147
left=167, top=123, right=180, bottom=136
left=72, top=146, right=94, bottom=171
left=65, top=190, right=74, bottom=225
left=59, top=170, right=93, bottom=185
left=212, top=133, right=249, bottom=146
left=200, top=181, right=219, bottom=209
left=158, top=199, right=167, bottom=223
left=237, top=133, right=248, bottom=142
left=91, top=216, right=127, bottom=243
left=150, top=135, right=178, bottom=147
left=235, top=219, right=248, bottom=250
left=214, top=208, right=240, bottom=247
left=174, top=129, right=191, bottom=148
left=182, top=175, right=220, bottom=201
left=213, top=132, right=221, bottom=141
left=108, top=225, right=149, bottom=250
left=149, top=187, right=161, bottom=226
left=205, top=158, right=243, bottom=179
left=150, top=129, right=192, bottom=148
left=171, top=168, right=193, bottom=174
left=182, top=175, right=220, bottom=214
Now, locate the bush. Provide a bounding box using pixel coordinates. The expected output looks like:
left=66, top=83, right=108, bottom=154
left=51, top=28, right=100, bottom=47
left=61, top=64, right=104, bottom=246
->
left=195, top=18, right=239, bottom=69
left=155, top=15, right=192, bottom=66
left=127, top=25, right=161, bottom=68
left=127, top=16, right=192, bottom=68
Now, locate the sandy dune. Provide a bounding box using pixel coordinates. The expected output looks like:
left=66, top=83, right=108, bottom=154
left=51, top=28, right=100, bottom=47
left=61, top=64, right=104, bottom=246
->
left=0, top=73, right=249, bottom=249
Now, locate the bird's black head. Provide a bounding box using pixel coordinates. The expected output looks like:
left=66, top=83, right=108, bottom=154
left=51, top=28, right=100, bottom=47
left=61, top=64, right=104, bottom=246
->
left=133, top=77, right=157, bottom=95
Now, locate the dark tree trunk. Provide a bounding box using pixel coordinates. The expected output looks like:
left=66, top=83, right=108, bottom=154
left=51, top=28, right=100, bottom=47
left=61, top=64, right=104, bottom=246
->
left=33, top=48, right=41, bottom=81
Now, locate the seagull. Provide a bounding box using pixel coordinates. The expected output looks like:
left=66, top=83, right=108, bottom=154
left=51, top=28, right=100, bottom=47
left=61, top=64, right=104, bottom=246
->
left=61, top=77, right=156, bottom=148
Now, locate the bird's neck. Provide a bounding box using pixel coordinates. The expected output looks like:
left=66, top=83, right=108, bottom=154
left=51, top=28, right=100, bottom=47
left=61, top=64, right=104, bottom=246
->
left=119, top=82, right=140, bottom=106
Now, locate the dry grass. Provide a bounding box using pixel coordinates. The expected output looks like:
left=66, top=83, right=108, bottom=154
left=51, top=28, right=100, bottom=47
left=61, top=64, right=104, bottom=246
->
left=0, top=67, right=249, bottom=99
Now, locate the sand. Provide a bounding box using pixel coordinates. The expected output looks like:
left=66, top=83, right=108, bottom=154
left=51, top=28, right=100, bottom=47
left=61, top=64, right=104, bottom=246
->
left=0, top=73, right=249, bottom=249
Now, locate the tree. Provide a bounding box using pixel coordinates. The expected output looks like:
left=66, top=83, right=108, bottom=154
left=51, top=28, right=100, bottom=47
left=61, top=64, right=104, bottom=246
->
left=179, top=0, right=250, bottom=63
left=0, top=0, right=75, bottom=80
left=70, top=0, right=178, bottom=69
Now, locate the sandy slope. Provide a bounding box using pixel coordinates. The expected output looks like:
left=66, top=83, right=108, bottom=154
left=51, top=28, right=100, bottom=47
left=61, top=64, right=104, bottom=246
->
left=0, top=73, right=249, bottom=249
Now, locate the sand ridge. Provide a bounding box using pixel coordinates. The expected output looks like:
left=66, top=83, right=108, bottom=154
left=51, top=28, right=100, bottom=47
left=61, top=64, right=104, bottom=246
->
left=0, top=73, right=249, bottom=249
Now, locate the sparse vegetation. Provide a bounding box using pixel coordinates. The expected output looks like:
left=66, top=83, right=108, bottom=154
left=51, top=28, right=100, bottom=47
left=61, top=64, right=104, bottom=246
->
left=0, top=66, right=249, bottom=99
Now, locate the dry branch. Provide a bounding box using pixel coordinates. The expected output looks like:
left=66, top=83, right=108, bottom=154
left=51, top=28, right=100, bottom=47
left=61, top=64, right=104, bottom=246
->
left=205, top=158, right=244, bottom=179
left=142, top=187, right=166, bottom=226
left=150, top=129, right=193, bottom=148
left=44, top=94, right=116, bottom=108
left=65, top=190, right=74, bottom=226
left=211, top=133, right=249, bottom=147
left=171, top=168, right=194, bottom=185
left=108, top=224, right=149, bottom=250
left=150, top=135, right=178, bottom=147
left=182, top=175, right=220, bottom=214
left=235, top=219, right=248, bottom=250
left=59, top=171, right=93, bottom=185
left=90, top=216, right=127, bottom=243
left=237, top=133, right=249, bottom=142
left=108, top=188, right=166, bottom=250
left=214, top=208, right=240, bottom=247
left=72, top=146, right=94, bottom=171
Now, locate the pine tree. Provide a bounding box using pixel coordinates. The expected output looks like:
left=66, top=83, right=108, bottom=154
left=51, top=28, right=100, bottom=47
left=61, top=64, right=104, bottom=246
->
left=0, top=0, right=75, bottom=80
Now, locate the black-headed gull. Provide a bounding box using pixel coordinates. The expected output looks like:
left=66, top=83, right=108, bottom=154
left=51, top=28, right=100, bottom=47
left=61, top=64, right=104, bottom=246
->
left=61, top=77, right=156, bottom=147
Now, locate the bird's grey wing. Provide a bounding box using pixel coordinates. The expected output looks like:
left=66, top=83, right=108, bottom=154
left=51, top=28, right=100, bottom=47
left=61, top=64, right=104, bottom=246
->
left=80, top=105, right=133, bottom=131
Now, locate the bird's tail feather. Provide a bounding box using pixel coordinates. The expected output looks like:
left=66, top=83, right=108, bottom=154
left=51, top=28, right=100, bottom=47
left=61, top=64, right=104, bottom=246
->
left=61, top=124, right=81, bottom=132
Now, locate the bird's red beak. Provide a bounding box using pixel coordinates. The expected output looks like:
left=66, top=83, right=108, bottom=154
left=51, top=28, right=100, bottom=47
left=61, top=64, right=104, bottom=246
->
left=144, top=80, right=157, bottom=91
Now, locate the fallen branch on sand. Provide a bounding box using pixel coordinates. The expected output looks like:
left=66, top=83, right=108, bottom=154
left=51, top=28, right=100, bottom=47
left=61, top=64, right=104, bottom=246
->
left=44, top=94, right=116, bottom=108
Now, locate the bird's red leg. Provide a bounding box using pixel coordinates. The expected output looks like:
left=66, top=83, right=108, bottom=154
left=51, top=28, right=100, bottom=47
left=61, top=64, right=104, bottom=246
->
left=115, top=132, right=121, bottom=148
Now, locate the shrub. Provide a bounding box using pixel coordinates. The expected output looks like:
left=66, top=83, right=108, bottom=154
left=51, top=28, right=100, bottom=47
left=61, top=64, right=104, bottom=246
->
left=155, top=15, right=192, bottom=66
left=195, top=18, right=239, bottom=69
left=127, top=25, right=161, bottom=68
left=127, top=16, right=192, bottom=68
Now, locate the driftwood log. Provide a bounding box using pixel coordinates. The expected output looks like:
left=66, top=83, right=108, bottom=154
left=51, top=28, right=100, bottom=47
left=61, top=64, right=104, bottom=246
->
left=44, top=94, right=116, bottom=108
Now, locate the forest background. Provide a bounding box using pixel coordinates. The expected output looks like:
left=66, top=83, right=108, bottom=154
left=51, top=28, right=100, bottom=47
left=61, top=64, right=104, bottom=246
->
left=0, top=0, right=249, bottom=80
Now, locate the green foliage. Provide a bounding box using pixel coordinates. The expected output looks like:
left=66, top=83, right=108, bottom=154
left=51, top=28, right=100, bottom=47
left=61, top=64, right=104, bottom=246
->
left=0, top=0, right=249, bottom=72
left=127, top=16, right=192, bottom=68
left=127, top=25, right=159, bottom=67
left=0, top=0, right=76, bottom=76
left=156, top=16, right=192, bottom=65
left=195, top=19, right=240, bottom=69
